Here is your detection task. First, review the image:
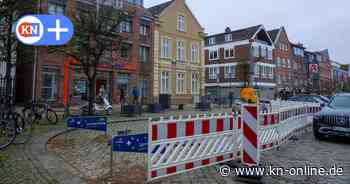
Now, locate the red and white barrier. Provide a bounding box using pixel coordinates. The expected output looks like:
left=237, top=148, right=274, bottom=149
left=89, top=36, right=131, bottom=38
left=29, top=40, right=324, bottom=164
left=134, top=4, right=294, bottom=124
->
left=147, top=102, right=321, bottom=181
left=147, top=113, right=241, bottom=181
left=241, top=104, right=260, bottom=166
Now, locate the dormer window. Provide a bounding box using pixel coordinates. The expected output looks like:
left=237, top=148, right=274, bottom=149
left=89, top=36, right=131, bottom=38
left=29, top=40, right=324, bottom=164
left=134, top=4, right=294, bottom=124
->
left=225, top=34, right=232, bottom=42
left=208, top=37, right=216, bottom=45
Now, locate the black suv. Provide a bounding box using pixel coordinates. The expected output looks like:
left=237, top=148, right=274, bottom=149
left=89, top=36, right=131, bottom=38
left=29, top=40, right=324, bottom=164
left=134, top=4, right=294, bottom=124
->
left=313, top=93, right=350, bottom=140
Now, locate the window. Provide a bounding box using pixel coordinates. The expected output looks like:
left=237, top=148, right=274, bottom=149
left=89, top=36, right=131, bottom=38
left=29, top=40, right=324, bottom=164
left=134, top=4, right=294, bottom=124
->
left=316, top=54, right=322, bottom=62
left=120, top=20, right=132, bottom=33
left=224, top=47, right=235, bottom=58
left=41, top=67, right=59, bottom=101
left=224, top=65, right=236, bottom=79
left=128, top=0, right=143, bottom=6
left=139, top=79, right=148, bottom=97
left=121, top=44, right=130, bottom=58
left=139, top=46, right=149, bottom=62
left=115, top=0, right=123, bottom=8
left=140, top=24, right=149, bottom=36
left=73, top=80, right=87, bottom=96
left=209, top=49, right=219, bottom=60
left=191, top=72, right=199, bottom=94
left=161, top=37, right=171, bottom=59
left=252, top=46, right=259, bottom=57
left=268, top=49, right=273, bottom=60
left=178, top=14, right=185, bottom=32
left=276, top=57, right=281, bottom=67
left=209, top=67, right=219, bottom=80
left=208, top=37, right=216, bottom=45
left=176, top=72, right=185, bottom=94
left=48, top=2, right=65, bottom=15
left=118, top=73, right=130, bottom=94
left=225, top=34, right=232, bottom=42
left=287, top=59, right=291, bottom=68
left=277, top=75, right=282, bottom=84
left=160, top=71, right=170, bottom=94
left=176, top=40, right=185, bottom=62
left=191, top=43, right=199, bottom=63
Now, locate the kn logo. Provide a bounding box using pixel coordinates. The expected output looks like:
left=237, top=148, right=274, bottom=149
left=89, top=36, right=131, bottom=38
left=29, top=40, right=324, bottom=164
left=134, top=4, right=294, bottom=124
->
left=16, top=15, right=74, bottom=46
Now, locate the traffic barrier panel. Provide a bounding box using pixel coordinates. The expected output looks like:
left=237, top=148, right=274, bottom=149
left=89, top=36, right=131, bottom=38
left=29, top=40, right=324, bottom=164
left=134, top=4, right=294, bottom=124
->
left=147, top=113, right=241, bottom=181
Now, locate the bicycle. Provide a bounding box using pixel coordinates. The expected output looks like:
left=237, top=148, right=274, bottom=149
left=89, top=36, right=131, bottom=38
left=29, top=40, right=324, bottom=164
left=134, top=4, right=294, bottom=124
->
left=0, top=97, right=33, bottom=150
left=22, top=99, right=58, bottom=125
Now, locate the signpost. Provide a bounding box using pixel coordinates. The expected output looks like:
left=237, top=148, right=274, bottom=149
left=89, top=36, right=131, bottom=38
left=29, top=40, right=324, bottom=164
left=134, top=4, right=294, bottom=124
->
left=111, top=134, right=148, bottom=153
left=67, top=116, right=107, bottom=132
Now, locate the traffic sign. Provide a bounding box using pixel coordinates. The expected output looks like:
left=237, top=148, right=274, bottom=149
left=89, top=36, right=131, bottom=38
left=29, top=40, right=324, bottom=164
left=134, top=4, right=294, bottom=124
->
left=67, top=116, right=107, bottom=132
left=112, top=134, right=148, bottom=153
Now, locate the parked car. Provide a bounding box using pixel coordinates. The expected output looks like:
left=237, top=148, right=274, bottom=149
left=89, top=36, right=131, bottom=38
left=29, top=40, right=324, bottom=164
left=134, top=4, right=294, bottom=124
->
left=313, top=93, right=350, bottom=140
left=288, top=95, right=326, bottom=104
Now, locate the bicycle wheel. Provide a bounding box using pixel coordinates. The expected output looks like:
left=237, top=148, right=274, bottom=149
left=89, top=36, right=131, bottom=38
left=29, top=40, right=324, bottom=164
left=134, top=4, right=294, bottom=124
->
left=13, top=114, right=33, bottom=145
left=22, top=107, right=35, bottom=121
left=0, top=119, right=16, bottom=150
left=46, top=109, right=58, bottom=124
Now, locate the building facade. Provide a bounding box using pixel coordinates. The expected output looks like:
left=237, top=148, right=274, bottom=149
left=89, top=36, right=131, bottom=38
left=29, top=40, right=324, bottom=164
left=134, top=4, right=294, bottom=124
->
left=268, top=27, right=294, bottom=96
left=304, top=51, right=320, bottom=94
left=204, top=25, right=275, bottom=100
left=149, top=0, right=205, bottom=105
left=331, top=61, right=348, bottom=93
left=16, top=0, right=155, bottom=105
left=290, top=43, right=308, bottom=94
left=318, top=50, right=333, bottom=95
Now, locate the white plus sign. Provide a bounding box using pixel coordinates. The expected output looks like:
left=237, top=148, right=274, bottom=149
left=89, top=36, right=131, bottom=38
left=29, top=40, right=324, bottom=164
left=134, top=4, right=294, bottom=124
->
left=47, top=19, right=69, bottom=41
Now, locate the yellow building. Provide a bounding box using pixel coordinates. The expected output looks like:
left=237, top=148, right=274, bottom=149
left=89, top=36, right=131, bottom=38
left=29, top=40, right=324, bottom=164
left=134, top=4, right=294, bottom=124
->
left=148, top=0, right=205, bottom=105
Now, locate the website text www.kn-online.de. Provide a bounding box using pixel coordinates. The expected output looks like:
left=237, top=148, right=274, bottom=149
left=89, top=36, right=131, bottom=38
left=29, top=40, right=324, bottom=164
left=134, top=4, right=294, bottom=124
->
left=219, top=164, right=344, bottom=177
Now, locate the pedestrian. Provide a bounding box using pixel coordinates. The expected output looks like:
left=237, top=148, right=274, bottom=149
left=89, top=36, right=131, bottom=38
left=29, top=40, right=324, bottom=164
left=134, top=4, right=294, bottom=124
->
left=229, top=92, right=234, bottom=108
left=132, top=86, right=139, bottom=105
left=120, top=88, right=125, bottom=105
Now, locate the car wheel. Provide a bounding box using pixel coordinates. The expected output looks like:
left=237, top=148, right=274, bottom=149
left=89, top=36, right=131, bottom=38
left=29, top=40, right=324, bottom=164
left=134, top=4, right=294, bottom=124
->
left=313, top=128, right=325, bottom=140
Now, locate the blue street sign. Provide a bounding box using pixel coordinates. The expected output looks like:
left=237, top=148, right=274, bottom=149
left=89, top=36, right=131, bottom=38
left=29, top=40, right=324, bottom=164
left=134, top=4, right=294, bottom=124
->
left=67, top=116, right=107, bottom=132
left=112, top=134, right=148, bottom=153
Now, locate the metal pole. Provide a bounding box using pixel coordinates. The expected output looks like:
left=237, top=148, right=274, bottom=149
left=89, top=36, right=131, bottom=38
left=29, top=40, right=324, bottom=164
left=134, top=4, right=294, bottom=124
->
left=110, top=138, right=113, bottom=179
left=32, top=0, right=41, bottom=101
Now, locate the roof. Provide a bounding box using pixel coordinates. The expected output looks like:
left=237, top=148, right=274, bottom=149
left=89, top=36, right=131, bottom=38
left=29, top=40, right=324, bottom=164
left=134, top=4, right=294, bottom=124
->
left=267, top=28, right=280, bottom=42
left=148, top=0, right=174, bottom=16
left=207, top=25, right=262, bottom=41
left=290, top=42, right=305, bottom=49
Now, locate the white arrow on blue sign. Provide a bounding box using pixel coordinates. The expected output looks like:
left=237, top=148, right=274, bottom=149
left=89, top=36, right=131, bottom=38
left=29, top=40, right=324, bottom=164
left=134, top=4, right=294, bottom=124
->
left=112, top=134, right=148, bottom=153
left=67, top=116, right=107, bottom=132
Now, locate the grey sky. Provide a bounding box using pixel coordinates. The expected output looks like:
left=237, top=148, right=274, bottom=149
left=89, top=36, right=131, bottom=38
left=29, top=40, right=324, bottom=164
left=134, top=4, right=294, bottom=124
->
left=145, top=0, right=350, bottom=64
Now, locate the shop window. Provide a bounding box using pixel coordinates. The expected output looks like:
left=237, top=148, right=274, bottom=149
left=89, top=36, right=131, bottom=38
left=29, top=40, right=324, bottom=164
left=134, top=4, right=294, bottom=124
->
left=41, top=67, right=59, bottom=101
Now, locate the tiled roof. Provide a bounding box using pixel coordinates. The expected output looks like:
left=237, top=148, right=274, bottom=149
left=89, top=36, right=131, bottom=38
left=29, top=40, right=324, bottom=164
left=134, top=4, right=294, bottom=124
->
left=267, top=28, right=280, bottom=42
left=207, top=25, right=262, bottom=41
left=148, top=0, right=174, bottom=16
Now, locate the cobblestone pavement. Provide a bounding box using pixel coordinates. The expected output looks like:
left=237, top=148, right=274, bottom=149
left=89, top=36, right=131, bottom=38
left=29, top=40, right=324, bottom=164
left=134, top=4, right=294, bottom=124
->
left=48, top=115, right=350, bottom=184
left=0, top=125, right=62, bottom=184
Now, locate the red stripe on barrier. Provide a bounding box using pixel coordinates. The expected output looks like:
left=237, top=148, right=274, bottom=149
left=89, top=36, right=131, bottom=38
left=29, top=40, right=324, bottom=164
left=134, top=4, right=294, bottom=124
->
left=238, top=115, right=242, bottom=129
left=166, top=166, right=177, bottom=174
left=243, top=122, right=257, bottom=148
left=217, top=118, right=224, bottom=132
left=217, top=155, right=224, bottom=162
left=185, top=162, right=194, bottom=170
left=167, top=123, right=177, bottom=139
left=264, top=115, right=268, bottom=125
left=271, top=114, right=275, bottom=124
left=185, top=121, right=194, bottom=136
left=245, top=106, right=257, bottom=119
left=243, top=150, right=256, bottom=165
left=152, top=125, right=158, bottom=141
left=230, top=116, right=234, bottom=130
left=151, top=170, right=157, bottom=178
left=202, top=159, right=210, bottom=165
left=202, top=120, right=210, bottom=134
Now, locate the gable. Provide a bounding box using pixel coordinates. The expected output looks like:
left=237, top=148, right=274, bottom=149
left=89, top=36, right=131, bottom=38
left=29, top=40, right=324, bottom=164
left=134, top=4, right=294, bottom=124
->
left=276, top=27, right=290, bottom=44
left=157, top=0, right=204, bottom=35
left=253, top=26, right=274, bottom=46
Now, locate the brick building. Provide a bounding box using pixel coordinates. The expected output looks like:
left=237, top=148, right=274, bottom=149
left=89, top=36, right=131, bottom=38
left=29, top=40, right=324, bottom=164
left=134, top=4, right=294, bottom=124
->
left=268, top=27, right=294, bottom=96
left=204, top=25, right=275, bottom=101
left=317, top=49, right=333, bottom=95
left=290, top=42, right=308, bottom=94
left=16, top=0, right=155, bottom=105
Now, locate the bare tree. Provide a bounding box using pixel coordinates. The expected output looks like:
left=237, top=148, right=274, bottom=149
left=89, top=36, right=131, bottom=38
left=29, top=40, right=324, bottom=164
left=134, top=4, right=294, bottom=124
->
left=51, top=0, right=127, bottom=115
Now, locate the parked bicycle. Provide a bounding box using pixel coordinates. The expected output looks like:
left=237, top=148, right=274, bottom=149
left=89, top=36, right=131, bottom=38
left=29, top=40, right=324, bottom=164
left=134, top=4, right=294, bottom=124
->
left=0, top=97, right=33, bottom=150
left=22, top=99, right=58, bottom=125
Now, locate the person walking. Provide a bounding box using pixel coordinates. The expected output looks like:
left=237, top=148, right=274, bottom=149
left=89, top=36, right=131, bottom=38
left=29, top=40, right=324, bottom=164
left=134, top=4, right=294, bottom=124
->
left=120, top=88, right=125, bottom=105
left=132, top=86, right=139, bottom=105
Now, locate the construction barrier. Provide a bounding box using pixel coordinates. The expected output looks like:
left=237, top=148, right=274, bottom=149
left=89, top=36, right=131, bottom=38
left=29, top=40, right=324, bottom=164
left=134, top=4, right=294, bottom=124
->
left=145, top=102, right=321, bottom=182
left=147, top=113, right=241, bottom=181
